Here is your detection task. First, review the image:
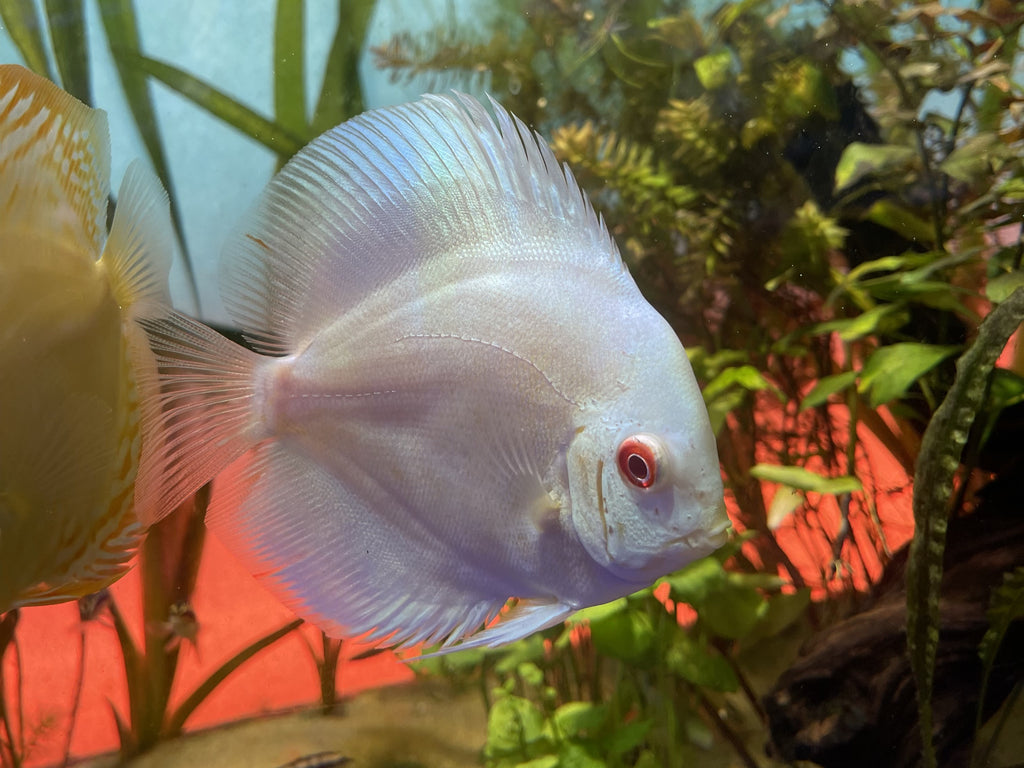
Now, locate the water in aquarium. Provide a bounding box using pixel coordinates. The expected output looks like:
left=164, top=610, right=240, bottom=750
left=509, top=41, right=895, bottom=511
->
left=1, top=1, right=1023, bottom=767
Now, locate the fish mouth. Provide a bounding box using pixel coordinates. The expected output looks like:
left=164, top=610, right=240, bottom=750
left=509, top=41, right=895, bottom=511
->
left=670, top=518, right=732, bottom=552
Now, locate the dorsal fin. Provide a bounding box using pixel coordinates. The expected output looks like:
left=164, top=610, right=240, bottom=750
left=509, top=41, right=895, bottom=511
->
left=220, top=92, right=620, bottom=355
left=0, top=64, right=110, bottom=255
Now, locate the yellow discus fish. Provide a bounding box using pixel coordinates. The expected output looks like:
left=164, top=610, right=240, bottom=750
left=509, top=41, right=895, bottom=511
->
left=0, top=65, right=175, bottom=612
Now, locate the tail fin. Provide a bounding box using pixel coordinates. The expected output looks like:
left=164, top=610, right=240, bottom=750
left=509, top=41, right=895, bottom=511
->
left=134, top=312, right=265, bottom=524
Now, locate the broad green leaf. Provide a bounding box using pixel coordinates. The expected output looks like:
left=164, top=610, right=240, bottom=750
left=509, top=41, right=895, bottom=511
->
left=863, top=198, right=935, bottom=245
left=553, top=702, right=607, bottom=738
left=517, top=661, right=544, bottom=687
left=986, top=272, right=1024, bottom=303
left=834, top=142, right=917, bottom=193
left=767, top=484, right=803, bottom=529
left=858, top=343, right=958, bottom=407
left=485, top=694, right=551, bottom=759
left=603, top=718, right=651, bottom=756
left=515, top=757, right=559, bottom=768
left=311, top=0, right=375, bottom=134
left=556, top=743, right=606, bottom=768
left=588, top=606, right=655, bottom=665
left=666, top=633, right=738, bottom=691
left=750, top=464, right=862, bottom=495
left=274, top=0, right=306, bottom=137
left=666, top=558, right=772, bottom=638
left=702, top=364, right=778, bottom=401
left=123, top=52, right=306, bottom=158
left=705, top=388, right=748, bottom=436
left=811, top=304, right=909, bottom=343
left=940, top=133, right=1003, bottom=184
left=568, top=598, right=628, bottom=626
left=44, top=0, right=89, bottom=102
left=664, top=557, right=725, bottom=607
left=699, top=578, right=771, bottom=639
left=777, top=61, right=838, bottom=121
left=694, top=48, right=733, bottom=91
left=746, top=588, right=812, bottom=641
left=800, top=371, right=858, bottom=410
left=0, top=0, right=55, bottom=80
left=996, top=177, right=1024, bottom=202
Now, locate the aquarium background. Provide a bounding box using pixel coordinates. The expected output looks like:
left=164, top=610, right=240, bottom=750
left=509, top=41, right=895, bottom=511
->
left=2, top=0, right=1024, bottom=766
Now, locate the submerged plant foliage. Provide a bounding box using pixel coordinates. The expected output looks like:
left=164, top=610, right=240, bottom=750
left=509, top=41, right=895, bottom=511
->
left=377, top=0, right=1024, bottom=764
left=2, top=0, right=1024, bottom=765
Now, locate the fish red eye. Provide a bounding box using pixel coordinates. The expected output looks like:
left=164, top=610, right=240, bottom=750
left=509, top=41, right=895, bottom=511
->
left=616, top=435, right=660, bottom=489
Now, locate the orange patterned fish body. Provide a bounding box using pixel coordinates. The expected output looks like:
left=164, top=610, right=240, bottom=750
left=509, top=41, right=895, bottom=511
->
left=0, top=65, right=174, bottom=611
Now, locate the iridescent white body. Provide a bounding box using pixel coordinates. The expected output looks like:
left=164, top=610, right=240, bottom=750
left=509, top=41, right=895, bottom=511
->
left=141, top=93, right=728, bottom=650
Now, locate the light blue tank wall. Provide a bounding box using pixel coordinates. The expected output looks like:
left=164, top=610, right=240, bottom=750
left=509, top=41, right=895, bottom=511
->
left=0, top=0, right=476, bottom=324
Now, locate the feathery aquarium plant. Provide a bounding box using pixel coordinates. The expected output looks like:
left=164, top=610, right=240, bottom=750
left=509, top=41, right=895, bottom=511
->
left=381, top=0, right=1024, bottom=764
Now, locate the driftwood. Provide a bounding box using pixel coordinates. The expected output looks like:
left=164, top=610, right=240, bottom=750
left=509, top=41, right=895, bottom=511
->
left=764, top=489, right=1024, bottom=768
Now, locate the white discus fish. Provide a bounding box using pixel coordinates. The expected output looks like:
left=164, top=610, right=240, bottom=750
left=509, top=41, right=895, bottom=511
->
left=138, top=93, right=729, bottom=651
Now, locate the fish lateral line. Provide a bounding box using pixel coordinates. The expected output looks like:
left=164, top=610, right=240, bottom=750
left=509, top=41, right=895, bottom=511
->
left=396, top=331, right=575, bottom=405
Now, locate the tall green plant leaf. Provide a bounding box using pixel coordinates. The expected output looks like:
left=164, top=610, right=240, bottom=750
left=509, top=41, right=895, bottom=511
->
left=43, top=0, right=88, bottom=103
left=907, top=286, right=1024, bottom=768
left=274, top=0, right=305, bottom=136
left=0, top=0, right=55, bottom=80
left=97, top=0, right=201, bottom=313
left=164, top=618, right=303, bottom=736
left=123, top=51, right=306, bottom=159
left=310, top=0, right=376, bottom=135
left=973, top=566, right=1024, bottom=766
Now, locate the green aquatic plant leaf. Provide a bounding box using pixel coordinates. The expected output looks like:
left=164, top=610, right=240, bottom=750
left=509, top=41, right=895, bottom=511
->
left=311, top=0, right=375, bottom=135
left=666, top=632, right=738, bottom=691
left=974, top=565, right=1024, bottom=762
left=164, top=617, right=303, bottom=737
left=907, top=286, right=1024, bottom=768
left=750, top=464, right=862, bottom=495
left=0, top=0, right=55, bottom=80
left=834, top=142, right=918, bottom=194
left=274, top=0, right=305, bottom=137
left=484, top=692, right=553, bottom=764
left=858, top=342, right=959, bottom=407
left=800, top=371, right=858, bottom=410
left=43, top=0, right=88, bottom=103
left=96, top=0, right=201, bottom=313
left=123, top=51, right=307, bottom=159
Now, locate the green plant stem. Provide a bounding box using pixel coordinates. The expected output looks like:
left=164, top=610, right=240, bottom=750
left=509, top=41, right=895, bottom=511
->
left=907, top=286, right=1024, bottom=768
left=719, top=642, right=766, bottom=725
left=59, top=626, right=86, bottom=768
left=697, top=691, right=760, bottom=768
left=318, top=633, right=343, bottom=715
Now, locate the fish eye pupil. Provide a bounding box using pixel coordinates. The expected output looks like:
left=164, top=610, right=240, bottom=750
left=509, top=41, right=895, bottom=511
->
left=617, top=435, right=659, bottom=489
left=627, top=454, right=649, bottom=481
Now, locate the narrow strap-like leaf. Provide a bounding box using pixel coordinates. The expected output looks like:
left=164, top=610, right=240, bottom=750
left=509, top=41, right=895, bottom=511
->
left=310, top=0, right=375, bottom=136
left=97, top=0, right=201, bottom=313
left=164, top=618, right=303, bottom=736
left=907, top=286, right=1024, bottom=768
left=0, top=0, right=56, bottom=80
left=123, top=51, right=306, bottom=159
left=43, top=0, right=89, bottom=103
left=274, top=0, right=306, bottom=137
